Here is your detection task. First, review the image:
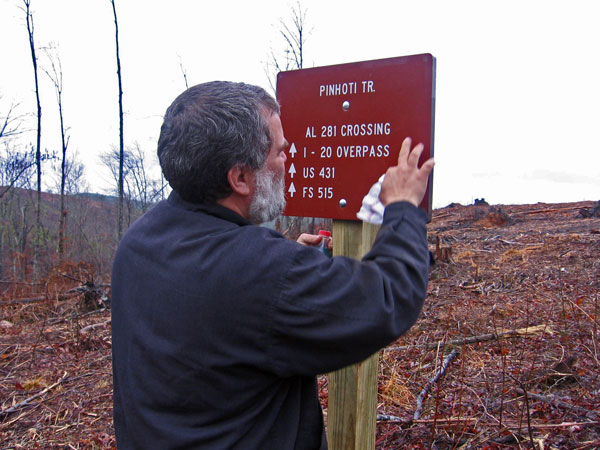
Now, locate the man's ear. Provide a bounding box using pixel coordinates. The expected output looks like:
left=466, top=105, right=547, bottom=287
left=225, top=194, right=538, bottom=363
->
left=226, top=164, right=254, bottom=196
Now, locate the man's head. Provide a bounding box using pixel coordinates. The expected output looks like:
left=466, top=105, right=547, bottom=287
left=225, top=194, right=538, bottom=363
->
left=247, top=111, right=287, bottom=224
left=157, top=81, right=284, bottom=219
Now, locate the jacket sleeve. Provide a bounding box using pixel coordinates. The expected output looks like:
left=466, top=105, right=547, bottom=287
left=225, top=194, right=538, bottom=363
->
left=267, top=201, right=430, bottom=377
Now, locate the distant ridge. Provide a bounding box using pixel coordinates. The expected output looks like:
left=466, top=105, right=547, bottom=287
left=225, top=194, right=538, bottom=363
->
left=74, top=192, right=118, bottom=205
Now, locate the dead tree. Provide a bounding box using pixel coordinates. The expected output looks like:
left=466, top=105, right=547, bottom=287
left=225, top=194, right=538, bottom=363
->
left=43, top=45, right=70, bottom=262
left=52, top=152, right=87, bottom=195
left=264, top=1, right=310, bottom=93
left=110, top=0, right=125, bottom=240
left=100, top=144, right=163, bottom=225
left=265, top=2, right=323, bottom=235
left=0, top=147, right=35, bottom=278
left=23, top=0, right=43, bottom=277
left=0, top=100, right=31, bottom=200
left=0, top=148, right=36, bottom=200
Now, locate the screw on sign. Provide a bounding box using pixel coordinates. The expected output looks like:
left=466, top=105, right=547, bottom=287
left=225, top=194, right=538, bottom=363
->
left=277, top=53, right=436, bottom=222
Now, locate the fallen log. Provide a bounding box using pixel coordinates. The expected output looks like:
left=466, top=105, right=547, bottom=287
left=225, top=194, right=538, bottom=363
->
left=511, top=205, right=589, bottom=216
left=385, top=324, right=553, bottom=352
left=0, top=292, right=80, bottom=306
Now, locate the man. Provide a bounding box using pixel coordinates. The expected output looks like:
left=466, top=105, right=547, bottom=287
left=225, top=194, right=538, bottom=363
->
left=111, top=81, right=434, bottom=449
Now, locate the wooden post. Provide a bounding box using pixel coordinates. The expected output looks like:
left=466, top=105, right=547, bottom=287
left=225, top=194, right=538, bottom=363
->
left=327, top=220, right=380, bottom=450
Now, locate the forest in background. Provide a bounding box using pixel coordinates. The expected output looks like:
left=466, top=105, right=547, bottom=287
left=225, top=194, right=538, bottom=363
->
left=1, top=0, right=310, bottom=289
left=0, top=187, right=129, bottom=290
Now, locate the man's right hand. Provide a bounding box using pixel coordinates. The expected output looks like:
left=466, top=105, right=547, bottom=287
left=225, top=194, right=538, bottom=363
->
left=379, top=137, right=435, bottom=208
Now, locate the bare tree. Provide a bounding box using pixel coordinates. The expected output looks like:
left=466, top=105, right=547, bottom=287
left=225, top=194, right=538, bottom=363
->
left=110, top=0, right=125, bottom=240
left=264, top=2, right=323, bottom=235
left=43, top=45, right=70, bottom=262
left=0, top=146, right=36, bottom=199
left=0, top=99, right=30, bottom=279
left=100, top=143, right=164, bottom=226
left=0, top=100, right=52, bottom=201
left=264, top=1, right=310, bottom=93
left=0, top=145, right=36, bottom=278
left=0, top=98, right=30, bottom=197
left=23, top=0, right=43, bottom=275
left=51, top=151, right=87, bottom=195
left=6, top=194, right=35, bottom=279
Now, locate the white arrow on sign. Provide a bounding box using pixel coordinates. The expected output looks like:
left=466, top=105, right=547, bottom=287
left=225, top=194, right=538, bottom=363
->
left=288, top=182, right=296, bottom=198
left=288, top=163, right=296, bottom=178
left=289, top=142, right=297, bottom=158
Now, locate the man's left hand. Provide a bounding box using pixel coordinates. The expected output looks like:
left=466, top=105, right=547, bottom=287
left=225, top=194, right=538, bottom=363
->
left=296, top=233, right=333, bottom=251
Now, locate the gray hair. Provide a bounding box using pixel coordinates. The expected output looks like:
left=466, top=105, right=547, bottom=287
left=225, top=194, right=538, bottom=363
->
left=157, top=81, right=280, bottom=203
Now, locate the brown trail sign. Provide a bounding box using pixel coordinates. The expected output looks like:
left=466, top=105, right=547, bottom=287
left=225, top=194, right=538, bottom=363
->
left=277, top=54, right=436, bottom=449
left=277, top=53, right=435, bottom=221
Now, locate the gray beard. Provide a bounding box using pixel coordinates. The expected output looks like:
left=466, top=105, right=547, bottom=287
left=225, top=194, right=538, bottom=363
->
left=248, top=165, right=286, bottom=224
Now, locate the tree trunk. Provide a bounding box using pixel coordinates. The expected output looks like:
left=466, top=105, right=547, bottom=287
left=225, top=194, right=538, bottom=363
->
left=110, top=0, right=125, bottom=240
left=24, top=0, right=42, bottom=279
left=58, top=78, right=68, bottom=263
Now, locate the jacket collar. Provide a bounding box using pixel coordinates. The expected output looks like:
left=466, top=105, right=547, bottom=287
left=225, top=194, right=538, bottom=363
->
left=167, top=191, right=251, bottom=227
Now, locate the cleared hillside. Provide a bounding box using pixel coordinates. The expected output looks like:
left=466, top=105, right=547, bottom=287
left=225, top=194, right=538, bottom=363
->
left=1, top=201, right=599, bottom=449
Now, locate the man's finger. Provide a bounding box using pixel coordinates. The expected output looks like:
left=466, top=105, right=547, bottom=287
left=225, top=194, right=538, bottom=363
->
left=398, top=137, right=412, bottom=165
left=407, top=143, right=425, bottom=168
left=296, top=233, right=323, bottom=247
left=417, top=158, right=435, bottom=181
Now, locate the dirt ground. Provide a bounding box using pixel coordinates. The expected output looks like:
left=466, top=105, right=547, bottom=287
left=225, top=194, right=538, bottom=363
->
left=1, top=201, right=599, bottom=449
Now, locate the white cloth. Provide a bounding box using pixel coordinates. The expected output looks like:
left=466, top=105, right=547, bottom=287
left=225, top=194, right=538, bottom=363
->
left=356, top=174, right=386, bottom=224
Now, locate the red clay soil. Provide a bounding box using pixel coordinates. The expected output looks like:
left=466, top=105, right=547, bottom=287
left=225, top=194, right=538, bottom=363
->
left=1, top=201, right=599, bottom=449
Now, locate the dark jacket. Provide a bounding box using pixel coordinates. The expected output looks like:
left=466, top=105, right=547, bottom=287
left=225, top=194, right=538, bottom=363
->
left=111, top=192, right=430, bottom=450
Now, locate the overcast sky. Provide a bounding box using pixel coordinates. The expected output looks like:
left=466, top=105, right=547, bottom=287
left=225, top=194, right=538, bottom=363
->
left=1, top=0, right=599, bottom=208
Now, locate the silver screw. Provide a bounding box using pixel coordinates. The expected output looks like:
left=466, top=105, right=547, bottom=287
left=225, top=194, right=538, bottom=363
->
left=342, top=100, right=350, bottom=111
left=339, top=199, right=347, bottom=208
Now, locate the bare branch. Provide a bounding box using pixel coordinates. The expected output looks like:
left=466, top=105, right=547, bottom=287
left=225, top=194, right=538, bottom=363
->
left=0, top=372, right=69, bottom=417
left=264, top=1, right=311, bottom=93
left=0, top=150, right=37, bottom=199
left=100, top=143, right=163, bottom=213
left=178, top=54, right=189, bottom=89
left=0, top=100, right=26, bottom=140
left=413, top=348, right=459, bottom=421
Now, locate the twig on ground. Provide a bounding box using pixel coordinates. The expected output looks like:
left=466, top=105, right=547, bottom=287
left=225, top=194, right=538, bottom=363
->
left=80, top=320, right=111, bottom=335
left=414, top=348, right=459, bottom=420
left=47, top=307, right=108, bottom=325
left=500, top=421, right=600, bottom=430
left=515, top=388, right=600, bottom=419
left=0, top=371, right=69, bottom=417
left=377, top=414, right=478, bottom=425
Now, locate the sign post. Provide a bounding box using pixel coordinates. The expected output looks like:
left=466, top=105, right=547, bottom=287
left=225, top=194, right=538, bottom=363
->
left=328, top=221, right=380, bottom=450
left=277, top=54, right=436, bottom=449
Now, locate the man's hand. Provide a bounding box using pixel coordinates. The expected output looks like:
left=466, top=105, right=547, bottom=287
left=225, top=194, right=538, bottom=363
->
left=379, top=137, right=435, bottom=207
left=296, top=233, right=333, bottom=250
